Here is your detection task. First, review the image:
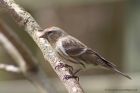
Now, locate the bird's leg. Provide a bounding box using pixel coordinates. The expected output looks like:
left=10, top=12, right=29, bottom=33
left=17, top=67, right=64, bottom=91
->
left=64, top=69, right=82, bottom=81
left=73, top=68, right=82, bottom=75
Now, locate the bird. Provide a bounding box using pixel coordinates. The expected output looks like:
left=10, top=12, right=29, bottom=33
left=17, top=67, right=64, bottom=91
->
left=39, top=26, right=131, bottom=80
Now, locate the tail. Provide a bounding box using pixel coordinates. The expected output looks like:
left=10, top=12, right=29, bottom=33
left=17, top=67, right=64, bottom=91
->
left=91, top=50, right=132, bottom=80
left=100, top=60, right=132, bottom=80
left=112, top=68, right=132, bottom=80
left=101, top=60, right=132, bottom=80
left=95, top=53, right=132, bottom=79
left=99, top=59, right=132, bottom=79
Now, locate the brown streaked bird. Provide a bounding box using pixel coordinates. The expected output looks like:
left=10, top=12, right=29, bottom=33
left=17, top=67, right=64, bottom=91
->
left=39, top=26, right=131, bottom=80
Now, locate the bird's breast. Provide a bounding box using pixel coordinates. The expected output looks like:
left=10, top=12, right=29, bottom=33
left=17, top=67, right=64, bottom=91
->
left=55, top=38, right=69, bottom=56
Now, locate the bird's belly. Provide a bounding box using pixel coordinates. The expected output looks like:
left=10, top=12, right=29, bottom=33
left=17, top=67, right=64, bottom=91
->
left=84, top=63, right=99, bottom=70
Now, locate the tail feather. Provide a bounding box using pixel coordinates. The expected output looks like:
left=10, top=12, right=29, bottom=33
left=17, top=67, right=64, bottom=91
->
left=91, top=50, right=132, bottom=79
left=103, top=61, right=132, bottom=79
left=113, top=68, right=132, bottom=80
left=93, top=51, right=116, bottom=67
left=96, top=55, right=131, bottom=80
left=102, top=61, right=132, bottom=80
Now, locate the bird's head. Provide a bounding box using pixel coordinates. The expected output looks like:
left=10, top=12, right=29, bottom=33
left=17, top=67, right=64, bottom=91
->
left=39, top=27, right=67, bottom=44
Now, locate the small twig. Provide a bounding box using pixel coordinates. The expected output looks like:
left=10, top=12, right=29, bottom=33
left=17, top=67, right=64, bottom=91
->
left=0, top=63, right=21, bottom=73
left=0, top=0, right=85, bottom=93
left=0, top=22, right=56, bottom=93
left=0, top=32, right=27, bottom=72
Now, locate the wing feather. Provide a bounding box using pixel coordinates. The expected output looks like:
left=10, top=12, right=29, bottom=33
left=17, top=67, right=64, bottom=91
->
left=61, top=36, right=87, bottom=56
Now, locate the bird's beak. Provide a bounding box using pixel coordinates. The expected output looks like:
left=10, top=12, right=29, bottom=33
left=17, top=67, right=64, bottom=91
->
left=38, top=31, right=47, bottom=38
left=38, top=28, right=53, bottom=38
left=39, top=34, right=45, bottom=38
left=38, top=30, right=51, bottom=38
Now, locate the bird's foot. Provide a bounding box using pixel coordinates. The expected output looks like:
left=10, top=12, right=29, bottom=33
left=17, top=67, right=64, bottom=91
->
left=63, top=75, right=79, bottom=81
left=55, top=63, right=81, bottom=81
left=72, top=69, right=82, bottom=75
left=63, top=69, right=82, bottom=81
left=55, top=63, right=73, bottom=71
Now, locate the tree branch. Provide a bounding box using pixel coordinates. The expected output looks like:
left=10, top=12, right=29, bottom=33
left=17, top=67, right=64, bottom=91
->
left=0, top=21, right=56, bottom=93
left=0, top=0, right=84, bottom=93
left=0, top=63, right=21, bottom=73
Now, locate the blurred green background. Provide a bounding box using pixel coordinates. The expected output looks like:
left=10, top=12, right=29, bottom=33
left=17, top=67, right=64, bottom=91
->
left=0, top=0, right=139, bottom=93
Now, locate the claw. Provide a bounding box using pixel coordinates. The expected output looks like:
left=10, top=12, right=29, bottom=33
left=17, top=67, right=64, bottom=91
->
left=63, top=69, right=82, bottom=81
left=63, top=75, right=79, bottom=81
left=55, top=63, right=81, bottom=81
left=55, top=63, right=73, bottom=71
